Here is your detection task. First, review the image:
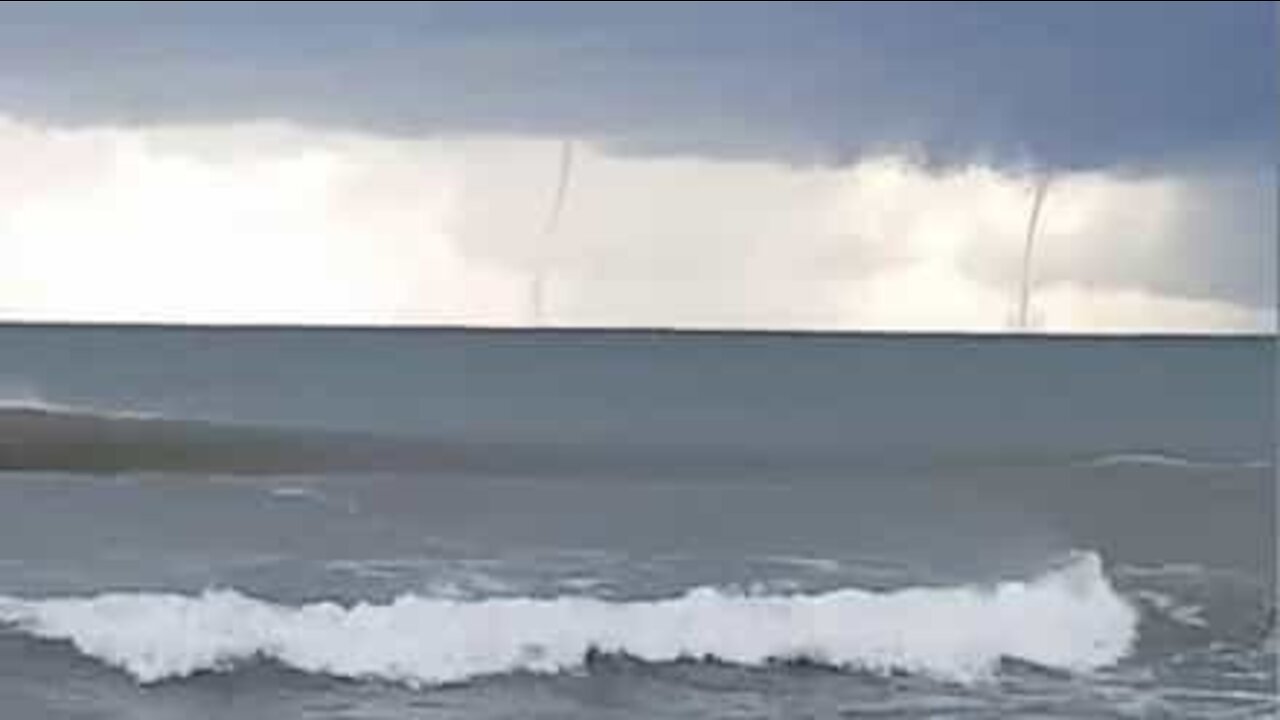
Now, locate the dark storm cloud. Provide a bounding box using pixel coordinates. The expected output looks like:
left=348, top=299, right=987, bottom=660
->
left=0, top=1, right=1272, bottom=170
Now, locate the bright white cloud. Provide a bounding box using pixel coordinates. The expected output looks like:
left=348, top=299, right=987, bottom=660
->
left=0, top=116, right=1271, bottom=332
left=0, top=118, right=522, bottom=325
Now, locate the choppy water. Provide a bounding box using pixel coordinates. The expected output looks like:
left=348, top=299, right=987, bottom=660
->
left=0, top=325, right=1274, bottom=718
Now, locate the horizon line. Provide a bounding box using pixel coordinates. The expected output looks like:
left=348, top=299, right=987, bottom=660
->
left=0, top=319, right=1272, bottom=341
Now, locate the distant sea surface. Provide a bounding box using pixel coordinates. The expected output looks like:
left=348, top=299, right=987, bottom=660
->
left=0, top=325, right=1274, bottom=719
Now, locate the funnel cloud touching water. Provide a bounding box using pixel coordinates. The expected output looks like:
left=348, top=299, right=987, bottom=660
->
left=0, top=5, right=1276, bottom=718
left=0, top=119, right=1271, bottom=331
left=0, top=2, right=1273, bottom=331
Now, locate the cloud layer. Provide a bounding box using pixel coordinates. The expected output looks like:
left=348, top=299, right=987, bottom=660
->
left=0, top=117, right=1271, bottom=332
left=0, top=2, right=1272, bottom=169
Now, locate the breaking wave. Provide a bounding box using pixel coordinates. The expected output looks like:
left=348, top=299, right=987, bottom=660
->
left=0, top=552, right=1137, bottom=687
left=0, top=384, right=157, bottom=420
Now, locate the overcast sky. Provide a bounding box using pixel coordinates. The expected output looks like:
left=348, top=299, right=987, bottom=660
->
left=0, top=1, right=1274, bottom=331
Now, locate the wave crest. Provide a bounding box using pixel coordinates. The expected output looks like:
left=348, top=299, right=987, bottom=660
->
left=0, top=552, right=1136, bottom=687
left=0, top=382, right=157, bottom=420
left=1082, top=453, right=1270, bottom=470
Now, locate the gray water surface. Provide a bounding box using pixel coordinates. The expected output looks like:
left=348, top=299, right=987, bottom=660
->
left=0, top=326, right=1274, bottom=718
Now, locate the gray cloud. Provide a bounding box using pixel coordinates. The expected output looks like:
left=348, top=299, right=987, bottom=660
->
left=0, top=2, right=1272, bottom=170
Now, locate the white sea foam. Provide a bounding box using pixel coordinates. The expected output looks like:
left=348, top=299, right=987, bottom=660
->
left=1133, top=590, right=1208, bottom=629
left=0, top=552, right=1136, bottom=688
left=756, top=554, right=844, bottom=574
left=267, top=486, right=327, bottom=502
left=1083, top=453, right=1269, bottom=470
left=1114, top=562, right=1211, bottom=580
left=0, top=383, right=73, bottom=413
left=0, top=383, right=157, bottom=420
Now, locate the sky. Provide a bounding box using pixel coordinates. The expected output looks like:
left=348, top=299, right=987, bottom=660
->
left=0, top=1, right=1274, bottom=332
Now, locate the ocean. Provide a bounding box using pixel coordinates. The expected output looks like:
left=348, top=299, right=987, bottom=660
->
left=0, top=324, right=1274, bottom=718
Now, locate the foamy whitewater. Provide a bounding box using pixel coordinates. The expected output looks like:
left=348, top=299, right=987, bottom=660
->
left=0, top=327, right=1273, bottom=718
left=1081, top=452, right=1271, bottom=471
left=0, top=553, right=1135, bottom=687
left=0, top=384, right=159, bottom=420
